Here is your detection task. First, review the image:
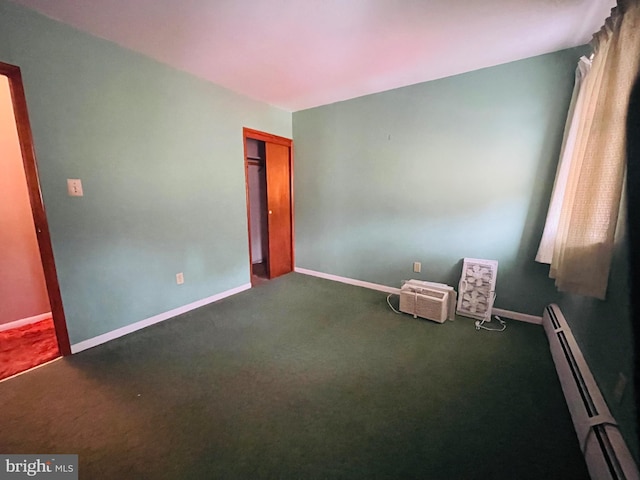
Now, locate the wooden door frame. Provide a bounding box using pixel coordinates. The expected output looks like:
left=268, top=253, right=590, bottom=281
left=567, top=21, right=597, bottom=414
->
left=1, top=61, right=71, bottom=356
left=243, top=127, right=294, bottom=281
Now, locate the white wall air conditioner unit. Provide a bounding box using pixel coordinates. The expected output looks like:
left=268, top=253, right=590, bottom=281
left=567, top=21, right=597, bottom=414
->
left=399, top=280, right=454, bottom=323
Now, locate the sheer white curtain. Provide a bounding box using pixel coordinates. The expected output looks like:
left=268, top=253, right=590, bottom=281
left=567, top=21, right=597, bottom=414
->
left=536, top=57, right=592, bottom=264
left=536, top=0, right=640, bottom=299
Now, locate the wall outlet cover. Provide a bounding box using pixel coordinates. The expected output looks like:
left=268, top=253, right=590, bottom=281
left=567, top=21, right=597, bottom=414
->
left=613, top=372, right=627, bottom=403
left=176, top=272, right=184, bottom=285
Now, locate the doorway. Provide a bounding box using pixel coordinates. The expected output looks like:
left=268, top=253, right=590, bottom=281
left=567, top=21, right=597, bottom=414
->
left=243, top=128, right=294, bottom=286
left=0, top=62, right=70, bottom=381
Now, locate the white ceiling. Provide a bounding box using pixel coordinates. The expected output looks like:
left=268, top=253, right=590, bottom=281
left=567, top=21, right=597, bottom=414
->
left=10, top=0, right=614, bottom=111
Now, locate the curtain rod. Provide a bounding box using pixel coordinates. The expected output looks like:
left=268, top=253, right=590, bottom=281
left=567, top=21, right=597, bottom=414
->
left=589, top=5, right=620, bottom=54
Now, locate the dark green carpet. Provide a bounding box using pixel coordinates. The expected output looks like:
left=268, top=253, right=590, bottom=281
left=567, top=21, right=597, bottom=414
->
left=0, top=273, right=588, bottom=479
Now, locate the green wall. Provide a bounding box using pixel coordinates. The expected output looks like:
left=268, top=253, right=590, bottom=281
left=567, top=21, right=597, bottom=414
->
left=0, top=0, right=636, bottom=462
left=0, top=0, right=291, bottom=344
left=293, top=48, right=585, bottom=316
left=557, top=215, right=638, bottom=458
left=293, top=45, right=637, bottom=457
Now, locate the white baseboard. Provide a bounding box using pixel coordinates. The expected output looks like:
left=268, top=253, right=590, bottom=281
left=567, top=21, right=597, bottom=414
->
left=295, top=267, right=541, bottom=325
left=492, top=308, right=542, bottom=325
left=0, top=312, right=52, bottom=333
left=0, top=357, right=62, bottom=384
left=294, top=267, right=401, bottom=294
left=71, top=283, right=252, bottom=354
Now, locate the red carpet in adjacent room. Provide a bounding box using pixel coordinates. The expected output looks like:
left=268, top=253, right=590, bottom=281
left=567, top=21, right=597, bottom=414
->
left=0, top=318, right=60, bottom=381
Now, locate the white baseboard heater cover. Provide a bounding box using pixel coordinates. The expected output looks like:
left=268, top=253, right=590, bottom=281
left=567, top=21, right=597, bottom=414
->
left=543, top=304, right=639, bottom=480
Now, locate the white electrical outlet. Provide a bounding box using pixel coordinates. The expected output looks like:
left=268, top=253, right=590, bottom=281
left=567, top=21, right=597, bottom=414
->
left=176, top=272, right=184, bottom=285
left=67, top=178, right=83, bottom=197
left=614, top=372, right=627, bottom=403
left=413, top=262, right=421, bottom=273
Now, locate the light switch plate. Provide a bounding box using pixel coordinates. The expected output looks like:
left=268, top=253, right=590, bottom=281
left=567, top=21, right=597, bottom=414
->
left=67, top=179, right=83, bottom=197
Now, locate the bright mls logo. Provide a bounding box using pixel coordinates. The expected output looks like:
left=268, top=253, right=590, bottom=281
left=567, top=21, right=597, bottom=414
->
left=0, top=455, right=77, bottom=479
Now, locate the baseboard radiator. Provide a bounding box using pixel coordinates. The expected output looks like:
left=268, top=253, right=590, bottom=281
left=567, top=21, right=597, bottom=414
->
left=543, top=304, right=639, bottom=480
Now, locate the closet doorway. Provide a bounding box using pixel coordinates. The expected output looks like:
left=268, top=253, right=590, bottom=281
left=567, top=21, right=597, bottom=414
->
left=243, top=128, right=294, bottom=285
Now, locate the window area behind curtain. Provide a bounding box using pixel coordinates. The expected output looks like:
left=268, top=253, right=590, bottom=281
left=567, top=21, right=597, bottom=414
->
left=536, top=0, right=640, bottom=300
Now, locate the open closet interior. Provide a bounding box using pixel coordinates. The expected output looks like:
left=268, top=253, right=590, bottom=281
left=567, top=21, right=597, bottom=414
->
left=244, top=129, right=293, bottom=286
left=246, top=138, right=269, bottom=283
